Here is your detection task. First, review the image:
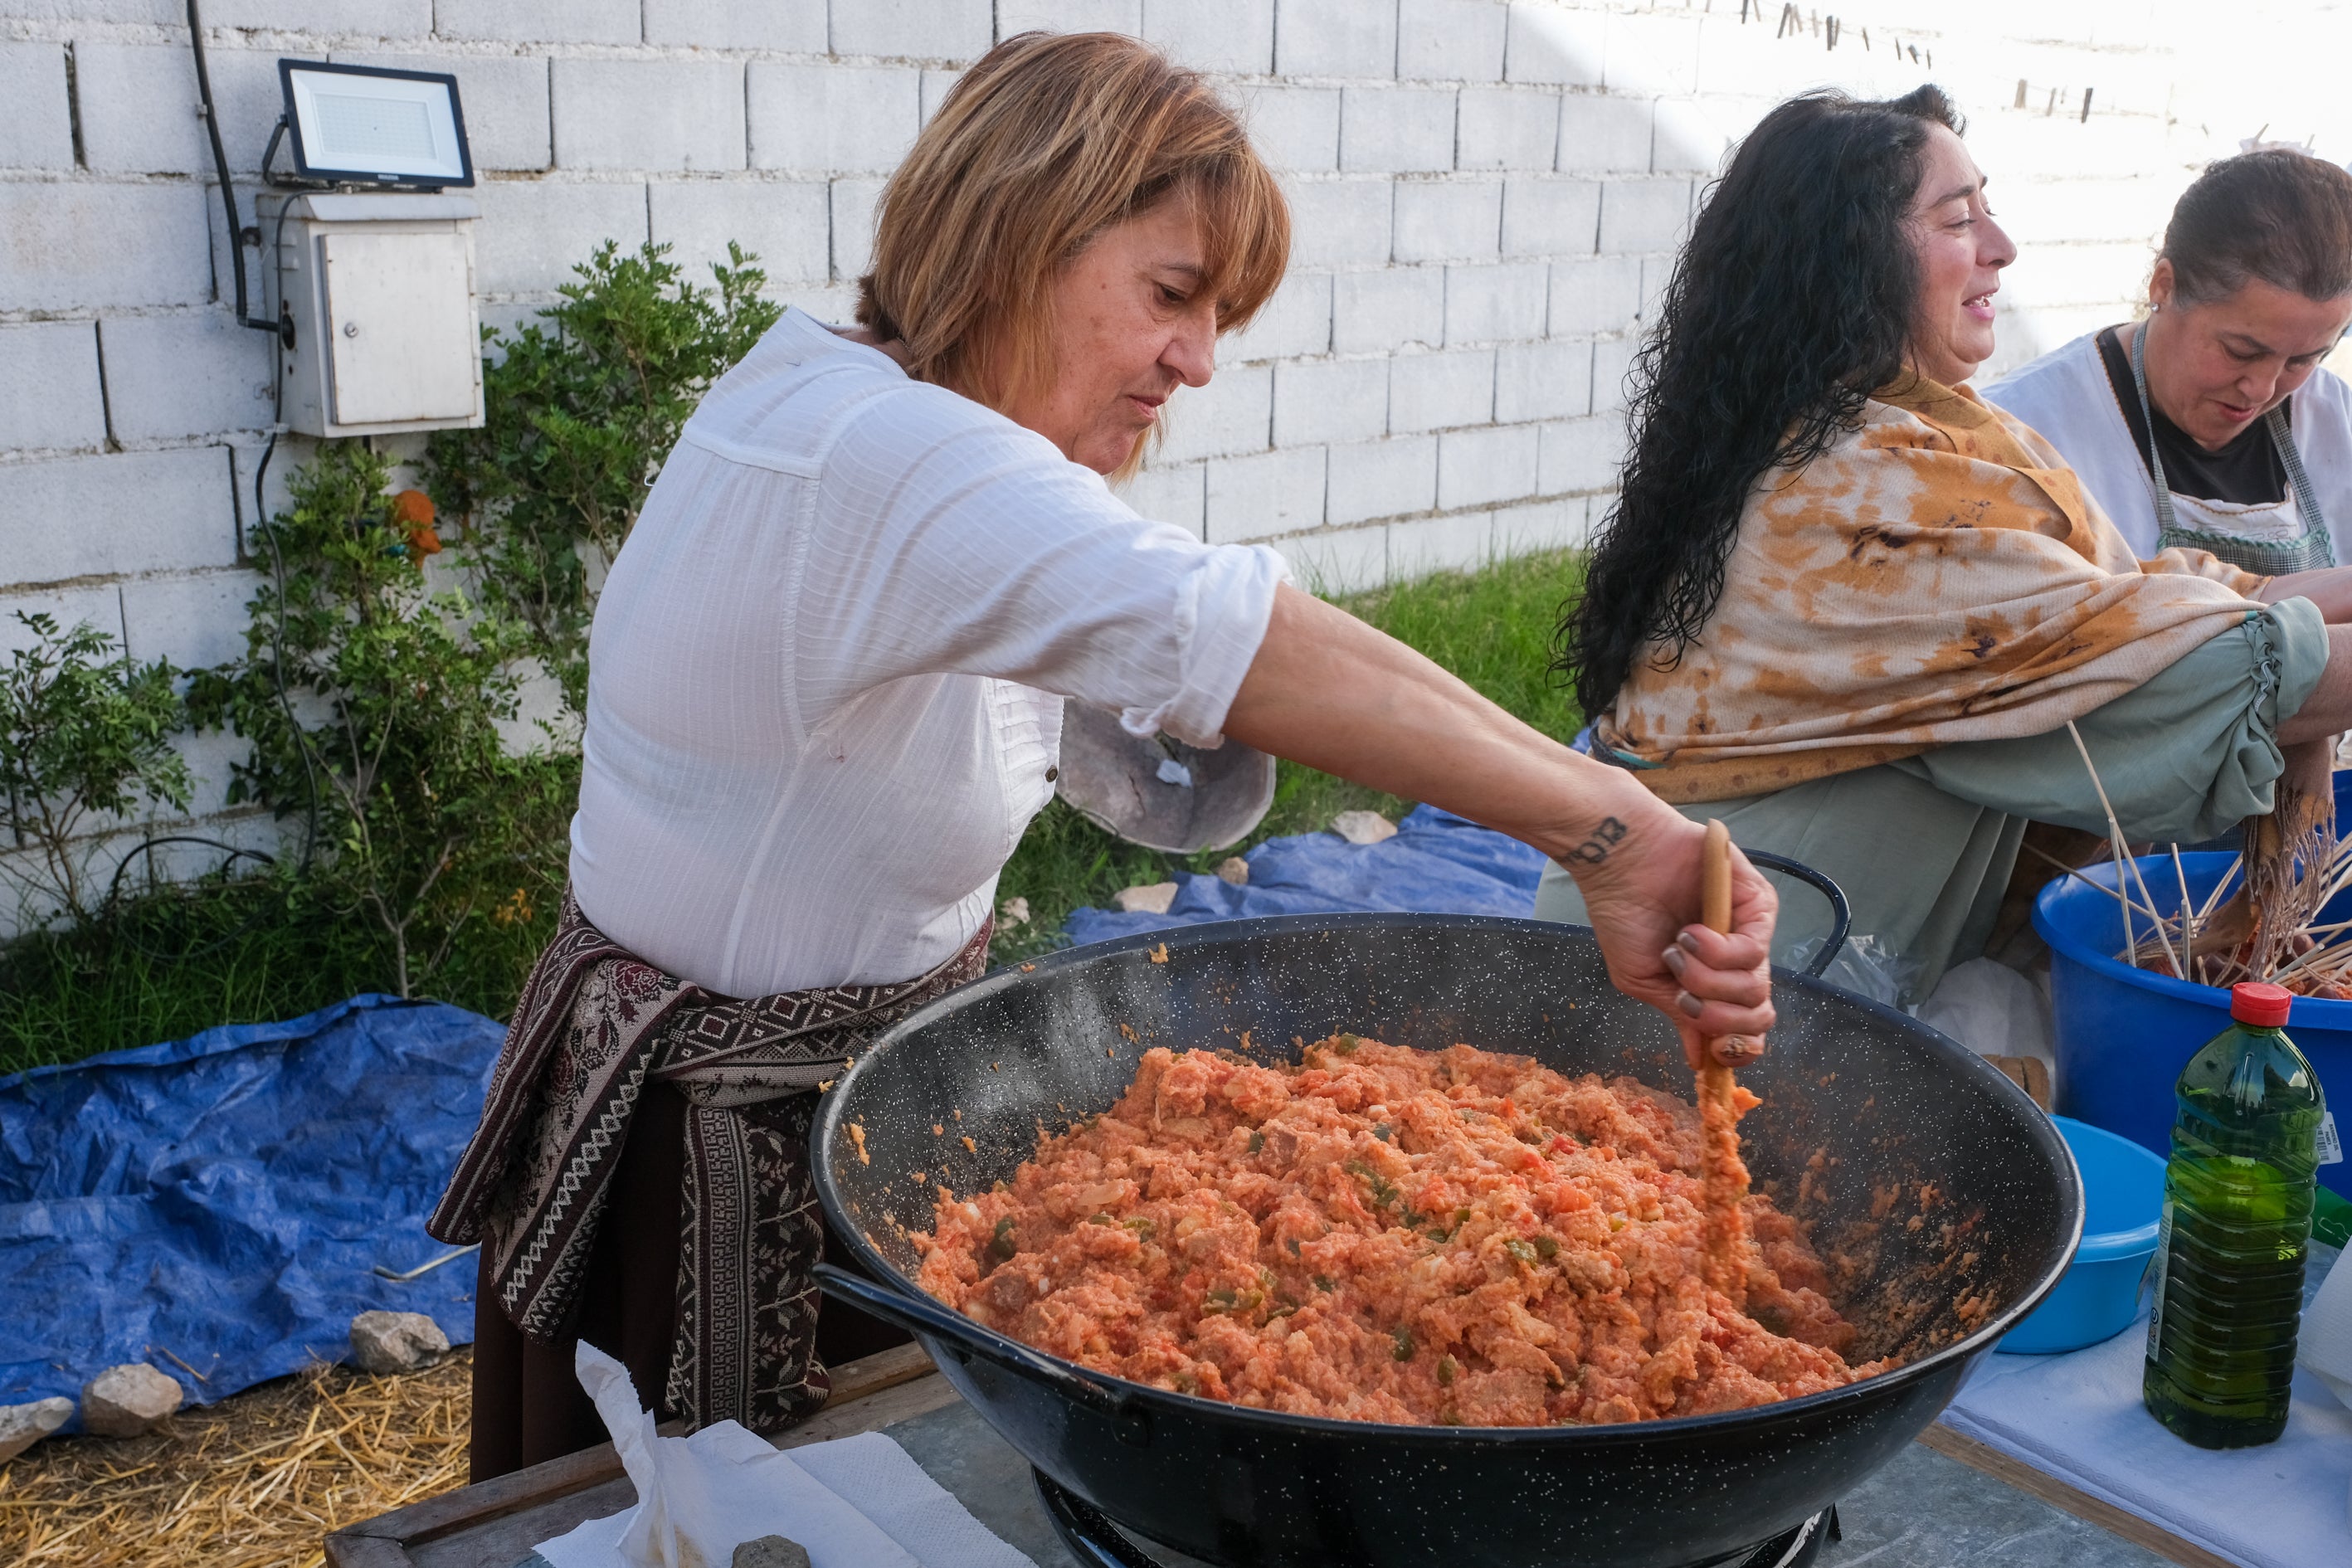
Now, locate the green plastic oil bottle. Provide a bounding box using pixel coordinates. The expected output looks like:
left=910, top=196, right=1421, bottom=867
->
left=2142, top=981, right=2330, bottom=1448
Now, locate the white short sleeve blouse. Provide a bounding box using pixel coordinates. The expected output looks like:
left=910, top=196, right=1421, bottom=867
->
left=569, top=309, right=1288, bottom=997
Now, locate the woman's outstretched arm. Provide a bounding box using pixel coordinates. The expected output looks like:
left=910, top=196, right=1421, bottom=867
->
left=1221, top=584, right=1778, bottom=1068
left=2259, top=568, right=2352, bottom=622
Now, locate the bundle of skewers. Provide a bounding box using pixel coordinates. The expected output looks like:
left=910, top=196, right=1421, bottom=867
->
left=2038, top=723, right=2347, bottom=995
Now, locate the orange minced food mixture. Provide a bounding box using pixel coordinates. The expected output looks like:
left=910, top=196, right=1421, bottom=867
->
left=915, top=1037, right=1889, bottom=1426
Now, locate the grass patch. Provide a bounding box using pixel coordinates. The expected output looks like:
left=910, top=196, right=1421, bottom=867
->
left=0, top=878, right=558, bottom=1080
left=0, top=549, right=1581, bottom=1068
left=993, top=548, right=1584, bottom=961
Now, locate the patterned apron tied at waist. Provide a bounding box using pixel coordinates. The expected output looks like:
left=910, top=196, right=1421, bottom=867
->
left=427, top=891, right=990, bottom=1431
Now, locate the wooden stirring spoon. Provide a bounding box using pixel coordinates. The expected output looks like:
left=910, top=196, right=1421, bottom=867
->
left=1695, top=819, right=1755, bottom=1306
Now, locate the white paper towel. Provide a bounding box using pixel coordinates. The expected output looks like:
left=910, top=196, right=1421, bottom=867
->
left=2298, top=1241, right=2352, bottom=1531
left=2301, top=1233, right=2352, bottom=1410
left=537, top=1344, right=1035, bottom=1568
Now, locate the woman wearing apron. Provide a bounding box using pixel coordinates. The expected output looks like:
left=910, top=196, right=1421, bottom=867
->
left=1989, top=149, right=2352, bottom=574
left=435, top=31, right=1782, bottom=1481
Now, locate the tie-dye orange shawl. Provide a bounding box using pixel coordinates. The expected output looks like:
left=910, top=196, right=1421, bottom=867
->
left=1594, top=380, right=2270, bottom=805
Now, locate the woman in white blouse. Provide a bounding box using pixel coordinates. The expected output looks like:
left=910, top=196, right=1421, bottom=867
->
left=434, top=31, right=1780, bottom=1478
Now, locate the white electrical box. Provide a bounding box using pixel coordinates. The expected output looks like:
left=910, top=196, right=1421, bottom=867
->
left=260, top=192, right=484, bottom=437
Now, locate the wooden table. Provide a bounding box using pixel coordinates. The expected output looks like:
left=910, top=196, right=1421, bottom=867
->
left=329, top=1346, right=2234, bottom=1568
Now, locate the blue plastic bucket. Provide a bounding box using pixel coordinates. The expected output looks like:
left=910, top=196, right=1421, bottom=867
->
left=2033, top=851, right=2348, bottom=1201
left=2002, top=1117, right=2165, bottom=1353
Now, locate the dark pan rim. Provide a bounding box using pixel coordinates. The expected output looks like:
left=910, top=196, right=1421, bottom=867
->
left=815, top=911, right=2086, bottom=1448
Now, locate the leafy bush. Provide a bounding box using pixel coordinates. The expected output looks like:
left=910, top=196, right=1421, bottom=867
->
left=0, top=613, right=192, bottom=926
left=186, top=441, right=574, bottom=997
left=425, top=241, right=782, bottom=709
left=4, top=241, right=789, bottom=1056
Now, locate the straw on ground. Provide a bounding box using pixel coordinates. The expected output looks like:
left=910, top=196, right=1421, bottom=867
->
left=0, top=1351, right=470, bottom=1568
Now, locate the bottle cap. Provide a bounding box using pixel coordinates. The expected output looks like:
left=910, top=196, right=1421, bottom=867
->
left=2229, top=981, right=2293, bottom=1028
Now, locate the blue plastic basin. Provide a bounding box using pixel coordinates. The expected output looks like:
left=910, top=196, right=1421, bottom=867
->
left=2033, top=851, right=2347, bottom=1201
left=2002, top=1117, right=2165, bottom=1353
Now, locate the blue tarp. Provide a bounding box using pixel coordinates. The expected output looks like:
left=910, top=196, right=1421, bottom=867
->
left=0, top=806, right=1537, bottom=1423
left=1066, top=803, right=1541, bottom=944
left=0, top=994, right=504, bottom=1424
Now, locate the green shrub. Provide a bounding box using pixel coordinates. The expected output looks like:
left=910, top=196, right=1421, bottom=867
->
left=0, top=612, right=192, bottom=926
left=185, top=441, right=573, bottom=998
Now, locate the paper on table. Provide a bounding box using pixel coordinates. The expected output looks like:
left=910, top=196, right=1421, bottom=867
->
left=2299, top=1244, right=2352, bottom=1531
left=537, top=1344, right=1033, bottom=1568
left=2301, top=1233, right=2352, bottom=1410
left=791, top=1433, right=1035, bottom=1568
left=1940, top=1242, right=2352, bottom=1568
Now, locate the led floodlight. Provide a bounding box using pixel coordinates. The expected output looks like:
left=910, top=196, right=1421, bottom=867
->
left=278, top=61, right=472, bottom=189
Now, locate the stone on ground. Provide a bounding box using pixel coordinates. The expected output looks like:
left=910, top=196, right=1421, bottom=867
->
left=1328, top=810, right=1398, bottom=845
left=350, top=1310, right=451, bottom=1376
left=1113, top=881, right=1177, bottom=914
left=80, top=1364, right=183, bottom=1438
left=733, top=1536, right=813, bottom=1568
left=1215, top=856, right=1250, bottom=885
left=0, top=1396, right=73, bottom=1463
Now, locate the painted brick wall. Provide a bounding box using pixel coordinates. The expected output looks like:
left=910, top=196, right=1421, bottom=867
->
left=0, top=0, right=2320, bottom=889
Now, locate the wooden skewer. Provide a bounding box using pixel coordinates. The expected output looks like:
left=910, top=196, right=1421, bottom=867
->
left=2170, top=845, right=2195, bottom=978
left=1697, top=820, right=1751, bottom=1305
left=2021, top=842, right=2170, bottom=924
left=2065, top=722, right=2184, bottom=979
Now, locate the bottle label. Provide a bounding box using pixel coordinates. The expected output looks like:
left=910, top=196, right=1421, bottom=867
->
left=2146, top=1200, right=2174, bottom=1360
left=2320, top=1112, right=2344, bottom=1166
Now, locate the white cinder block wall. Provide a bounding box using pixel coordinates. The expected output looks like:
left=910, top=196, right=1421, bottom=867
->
left=0, top=0, right=2329, bottom=876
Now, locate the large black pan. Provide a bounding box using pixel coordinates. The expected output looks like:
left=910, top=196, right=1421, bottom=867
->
left=813, top=914, right=2079, bottom=1568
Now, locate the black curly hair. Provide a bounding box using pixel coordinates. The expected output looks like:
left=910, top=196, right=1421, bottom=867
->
left=1557, top=85, right=1963, bottom=722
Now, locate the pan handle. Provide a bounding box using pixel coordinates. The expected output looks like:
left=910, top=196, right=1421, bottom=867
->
left=813, top=1264, right=1152, bottom=1446
left=1744, top=850, right=1852, bottom=981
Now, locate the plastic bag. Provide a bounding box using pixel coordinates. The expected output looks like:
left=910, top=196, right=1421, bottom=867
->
left=1783, top=932, right=1921, bottom=1010
left=1912, top=957, right=2056, bottom=1071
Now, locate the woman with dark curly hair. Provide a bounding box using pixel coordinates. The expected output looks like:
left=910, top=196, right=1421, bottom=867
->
left=1536, top=86, right=2352, bottom=1003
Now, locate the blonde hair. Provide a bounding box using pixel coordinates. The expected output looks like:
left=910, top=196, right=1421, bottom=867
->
left=855, top=31, right=1289, bottom=419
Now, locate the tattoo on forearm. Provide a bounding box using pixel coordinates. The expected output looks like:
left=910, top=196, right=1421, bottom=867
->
left=1562, top=816, right=1629, bottom=867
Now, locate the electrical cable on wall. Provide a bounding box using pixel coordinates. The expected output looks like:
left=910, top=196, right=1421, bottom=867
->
left=187, top=0, right=287, bottom=344
left=111, top=3, right=324, bottom=958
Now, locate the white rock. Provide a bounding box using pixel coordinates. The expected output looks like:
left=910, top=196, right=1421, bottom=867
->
left=0, top=1397, right=73, bottom=1463
left=1113, top=881, right=1178, bottom=915
left=1329, top=810, right=1399, bottom=845
left=996, top=895, right=1030, bottom=930
left=80, top=1364, right=182, bottom=1438
left=349, top=1310, right=451, bottom=1376
left=1215, top=856, right=1250, bottom=886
